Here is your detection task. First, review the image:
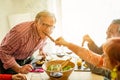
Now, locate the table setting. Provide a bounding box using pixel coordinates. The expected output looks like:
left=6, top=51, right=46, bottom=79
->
left=26, top=32, right=103, bottom=80
left=26, top=53, right=103, bottom=80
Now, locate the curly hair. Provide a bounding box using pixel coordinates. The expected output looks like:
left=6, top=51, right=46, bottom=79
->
left=104, top=37, right=120, bottom=70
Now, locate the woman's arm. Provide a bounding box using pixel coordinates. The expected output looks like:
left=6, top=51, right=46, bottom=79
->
left=55, top=37, right=103, bottom=67
left=0, top=74, right=12, bottom=80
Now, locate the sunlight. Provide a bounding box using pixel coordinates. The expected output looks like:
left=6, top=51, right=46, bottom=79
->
left=61, top=0, right=120, bottom=46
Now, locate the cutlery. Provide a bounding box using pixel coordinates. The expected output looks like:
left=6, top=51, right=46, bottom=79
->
left=42, top=31, right=55, bottom=42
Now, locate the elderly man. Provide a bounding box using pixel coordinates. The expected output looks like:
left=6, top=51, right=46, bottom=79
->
left=0, top=10, right=56, bottom=74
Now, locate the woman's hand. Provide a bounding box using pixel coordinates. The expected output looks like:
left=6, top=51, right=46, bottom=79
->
left=55, top=37, right=66, bottom=46
left=12, top=73, right=27, bottom=80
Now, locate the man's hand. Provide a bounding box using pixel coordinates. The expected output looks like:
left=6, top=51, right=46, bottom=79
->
left=39, top=50, right=47, bottom=59
left=19, top=64, right=33, bottom=74
left=82, top=34, right=93, bottom=47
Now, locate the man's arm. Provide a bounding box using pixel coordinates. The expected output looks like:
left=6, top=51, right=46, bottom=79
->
left=82, top=34, right=103, bottom=55
left=87, top=41, right=103, bottom=55
left=11, top=63, right=33, bottom=74
left=86, top=62, right=111, bottom=79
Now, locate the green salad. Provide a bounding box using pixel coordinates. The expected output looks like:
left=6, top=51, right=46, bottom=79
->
left=47, top=64, right=72, bottom=71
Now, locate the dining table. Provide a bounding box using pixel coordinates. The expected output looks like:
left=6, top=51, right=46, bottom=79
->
left=26, top=71, right=104, bottom=80
left=26, top=52, right=104, bottom=80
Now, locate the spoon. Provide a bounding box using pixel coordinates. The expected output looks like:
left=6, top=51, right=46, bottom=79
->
left=50, top=58, right=72, bottom=78
left=50, top=72, right=63, bottom=78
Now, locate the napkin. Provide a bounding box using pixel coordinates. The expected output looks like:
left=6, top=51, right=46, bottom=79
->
left=30, top=68, right=44, bottom=73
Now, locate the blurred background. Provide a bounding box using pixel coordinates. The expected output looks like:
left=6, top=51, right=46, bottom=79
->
left=0, top=0, right=120, bottom=56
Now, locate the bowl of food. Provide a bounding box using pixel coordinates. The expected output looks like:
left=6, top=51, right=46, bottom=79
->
left=42, top=59, right=75, bottom=80
left=35, top=57, right=45, bottom=66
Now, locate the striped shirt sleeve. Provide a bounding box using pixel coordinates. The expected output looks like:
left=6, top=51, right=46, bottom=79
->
left=0, top=28, right=21, bottom=69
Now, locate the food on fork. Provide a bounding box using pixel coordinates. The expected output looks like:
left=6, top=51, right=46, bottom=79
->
left=42, top=31, right=55, bottom=42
